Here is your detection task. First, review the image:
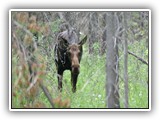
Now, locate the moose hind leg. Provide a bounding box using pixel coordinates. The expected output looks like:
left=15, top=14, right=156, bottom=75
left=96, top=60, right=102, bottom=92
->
left=71, top=73, right=78, bottom=93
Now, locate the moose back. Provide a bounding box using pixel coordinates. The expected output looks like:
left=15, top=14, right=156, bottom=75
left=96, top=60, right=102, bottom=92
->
left=54, top=29, right=87, bottom=92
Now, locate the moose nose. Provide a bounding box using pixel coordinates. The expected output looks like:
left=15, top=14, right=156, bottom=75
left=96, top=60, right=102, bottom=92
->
left=72, top=64, right=80, bottom=74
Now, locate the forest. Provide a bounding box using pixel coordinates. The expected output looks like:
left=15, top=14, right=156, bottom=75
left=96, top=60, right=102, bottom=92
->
left=10, top=10, right=149, bottom=109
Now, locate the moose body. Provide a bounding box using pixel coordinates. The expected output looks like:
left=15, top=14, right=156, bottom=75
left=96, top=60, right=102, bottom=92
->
left=54, top=29, right=87, bottom=92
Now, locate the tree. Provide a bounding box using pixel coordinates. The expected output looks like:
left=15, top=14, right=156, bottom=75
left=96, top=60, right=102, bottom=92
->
left=106, top=12, right=120, bottom=108
left=123, top=12, right=129, bottom=108
left=100, top=13, right=107, bottom=55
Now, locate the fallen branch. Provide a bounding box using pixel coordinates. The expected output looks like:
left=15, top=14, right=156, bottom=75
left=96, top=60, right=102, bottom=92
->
left=128, top=51, right=148, bottom=65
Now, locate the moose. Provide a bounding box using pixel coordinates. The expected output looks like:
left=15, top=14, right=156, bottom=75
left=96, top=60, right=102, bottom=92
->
left=54, top=28, right=87, bottom=93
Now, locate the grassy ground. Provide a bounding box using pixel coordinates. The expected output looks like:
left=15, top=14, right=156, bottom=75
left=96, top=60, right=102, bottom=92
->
left=12, top=40, right=149, bottom=108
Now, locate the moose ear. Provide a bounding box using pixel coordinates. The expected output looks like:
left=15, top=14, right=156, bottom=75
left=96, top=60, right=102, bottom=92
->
left=78, top=35, right=87, bottom=46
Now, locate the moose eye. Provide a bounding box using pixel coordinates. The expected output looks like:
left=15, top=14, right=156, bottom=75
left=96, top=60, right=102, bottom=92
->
left=67, top=49, right=71, bottom=56
left=78, top=51, right=81, bottom=56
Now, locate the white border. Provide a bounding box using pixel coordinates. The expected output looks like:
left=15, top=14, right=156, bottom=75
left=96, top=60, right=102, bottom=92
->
left=9, top=9, right=151, bottom=111
left=10, top=9, right=150, bottom=12
left=9, top=9, right=12, bottom=111
left=149, top=9, right=151, bottom=111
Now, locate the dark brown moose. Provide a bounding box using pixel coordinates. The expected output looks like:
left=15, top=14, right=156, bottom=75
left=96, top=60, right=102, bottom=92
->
left=54, top=28, right=87, bottom=92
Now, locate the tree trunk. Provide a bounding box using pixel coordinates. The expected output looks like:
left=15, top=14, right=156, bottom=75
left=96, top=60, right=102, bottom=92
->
left=106, top=12, right=120, bottom=108
left=123, top=12, right=129, bottom=108
left=88, top=12, right=97, bottom=54
left=100, top=13, right=107, bottom=55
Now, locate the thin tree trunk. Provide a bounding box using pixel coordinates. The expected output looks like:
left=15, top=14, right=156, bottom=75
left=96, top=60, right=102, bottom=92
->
left=100, top=13, right=107, bottom=55
left=88, top=13, right=94, bottom=54
left=106, top=12, right=120, bottom=108
left=123, top=12, right=129, bottom=108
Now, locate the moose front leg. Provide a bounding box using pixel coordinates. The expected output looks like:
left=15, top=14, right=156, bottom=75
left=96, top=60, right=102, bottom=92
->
left=71, top=73, right=79, bottom=93
left=57, top=72, right=63, bottom=92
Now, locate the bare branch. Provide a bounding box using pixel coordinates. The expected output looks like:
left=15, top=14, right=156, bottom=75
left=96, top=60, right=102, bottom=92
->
left=39, top=82, right=54, bottom=108
left=13, top=33, right=27, bottom=61
left=128, top=51, right=148, bottom=65
left=12, top=20, right=33, bottom=37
